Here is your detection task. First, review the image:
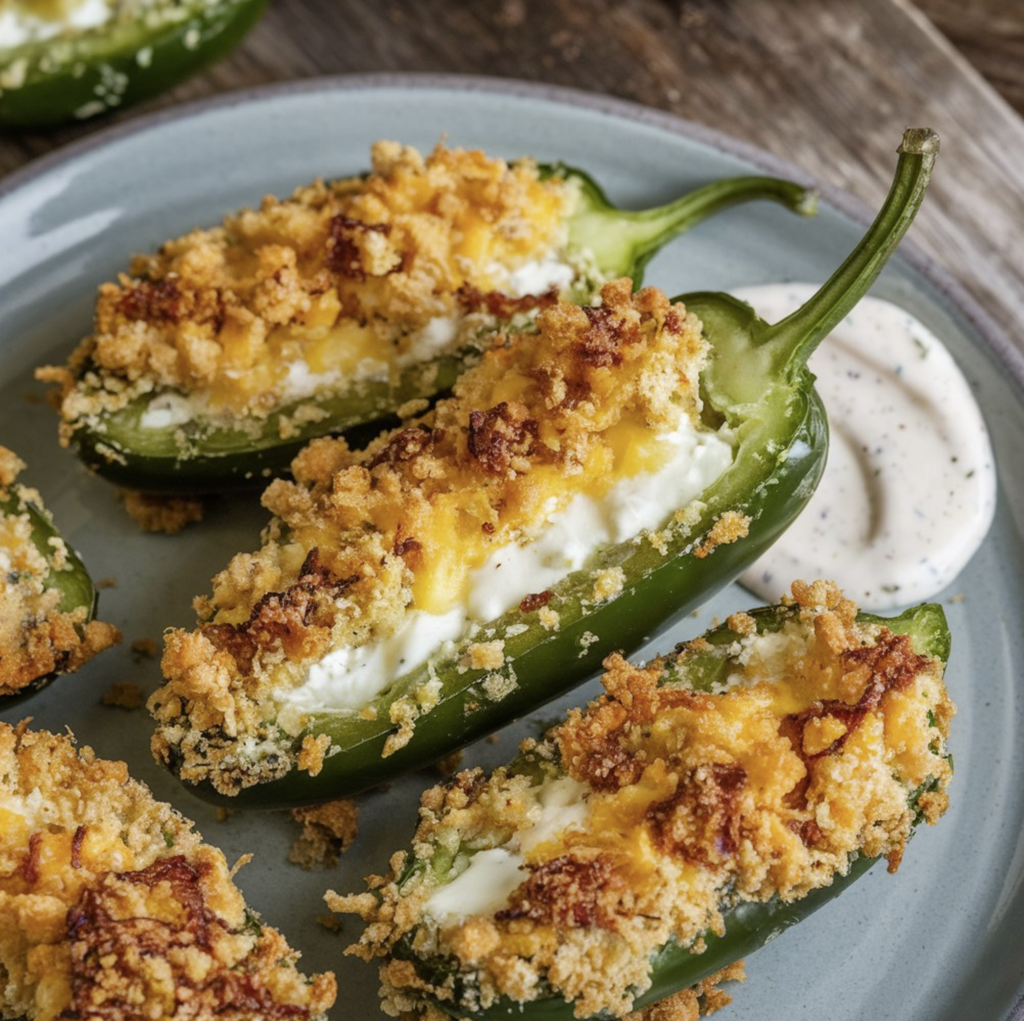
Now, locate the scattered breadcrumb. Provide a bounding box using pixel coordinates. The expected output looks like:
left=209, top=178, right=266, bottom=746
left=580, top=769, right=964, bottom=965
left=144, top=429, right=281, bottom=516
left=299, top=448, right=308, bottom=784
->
left=131, top=636, right=159, bottom=660
left=297, top=732, right=333, bottom=776
left=118, top=489, right=204, bottom=534
left=692, top=510, right=750, bottom=559
left=625, top=962, right=746, bottom=1020
left=464, top=640, right=505, bottom=671
left=592, top=566, right=626, bottom=603
left=288, top=799, right=360, bottom=869
left=724, top=611, right=757, bottom=637
left=481, top=671, right=517, bottom=702
left=538, top=606, right=561, bottom=630
left=101, top=681, right=144, bottom=710
left=317, top=914, right=345, bottom=934
left=434, top=750, right=464, bottom=776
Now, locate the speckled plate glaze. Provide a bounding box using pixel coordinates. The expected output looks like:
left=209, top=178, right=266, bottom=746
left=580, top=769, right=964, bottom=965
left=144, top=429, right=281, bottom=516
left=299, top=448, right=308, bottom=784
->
left=1, top=76, right=1022, bottom=1021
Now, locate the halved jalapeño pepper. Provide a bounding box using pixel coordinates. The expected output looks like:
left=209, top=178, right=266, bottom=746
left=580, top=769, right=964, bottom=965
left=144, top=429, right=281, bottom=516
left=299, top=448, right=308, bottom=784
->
left=0, top=0, right=267, bottom=128
left=0, top=448, right=120, bottom=705
left=148, top=129, right=938, bottom=807
left=50, top=144, right=814, bottom=493
left=332, top=586, right=953, bottom=1020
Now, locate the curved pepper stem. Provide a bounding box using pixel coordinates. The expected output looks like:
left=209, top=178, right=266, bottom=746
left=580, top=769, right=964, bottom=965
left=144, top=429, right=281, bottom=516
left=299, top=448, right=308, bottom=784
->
left=763, top=127, right=940, bottom=375
left=561, top=166, right=819, bottom=282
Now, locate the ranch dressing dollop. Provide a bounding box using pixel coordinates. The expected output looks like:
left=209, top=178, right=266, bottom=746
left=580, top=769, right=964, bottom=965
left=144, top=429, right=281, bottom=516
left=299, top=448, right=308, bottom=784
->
left=735, top=284, right=996, bottom=611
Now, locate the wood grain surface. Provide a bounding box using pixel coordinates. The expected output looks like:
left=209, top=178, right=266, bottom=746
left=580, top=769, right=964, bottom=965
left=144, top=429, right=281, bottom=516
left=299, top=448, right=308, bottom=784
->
left=919, top=0, right=1024, bottom=115
left=1, top=0, right=1023, bottom=347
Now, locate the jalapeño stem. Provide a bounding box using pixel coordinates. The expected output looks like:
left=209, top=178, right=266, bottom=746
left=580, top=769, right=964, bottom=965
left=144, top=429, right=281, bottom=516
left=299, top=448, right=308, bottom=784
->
left=561, top=167, right=819, bottom=281
left=685, top=128, right=938, bottom=413
left=762, top=127, right=940, bottom=376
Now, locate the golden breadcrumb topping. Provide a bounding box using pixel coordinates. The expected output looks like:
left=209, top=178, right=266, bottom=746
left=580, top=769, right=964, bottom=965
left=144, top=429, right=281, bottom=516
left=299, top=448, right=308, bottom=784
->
left=40, top=140, right=581, bottom=438
left=624, top=962, right=744, bottom=1021
left=0, top=445, right=120, bottom=698
left=0, top=721, right=336, bottom=1021
left=148, top=281, right=713, bottom=795
left=331, top=582, right=953, bottom=1019
left=385, top=962, right=743, bottom=1021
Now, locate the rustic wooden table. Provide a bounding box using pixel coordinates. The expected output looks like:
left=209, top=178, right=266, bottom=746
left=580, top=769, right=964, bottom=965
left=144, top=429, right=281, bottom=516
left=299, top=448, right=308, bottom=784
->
left=2, top=0, right=1023, bottom=346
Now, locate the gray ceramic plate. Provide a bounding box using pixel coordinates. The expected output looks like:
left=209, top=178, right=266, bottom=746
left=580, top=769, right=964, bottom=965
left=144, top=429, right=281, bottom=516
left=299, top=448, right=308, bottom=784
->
left=1, top=76, right=1022, bottom=1021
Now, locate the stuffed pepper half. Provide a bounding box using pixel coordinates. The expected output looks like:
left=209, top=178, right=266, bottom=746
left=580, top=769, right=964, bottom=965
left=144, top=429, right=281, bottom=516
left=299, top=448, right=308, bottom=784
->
left=39, top=140, right=813, bottom=491
left=0, top=445, right=120, bottom=706
left=332, top=581, right=953, bottom=1020
left=0, top=721, right=336, bottom=1021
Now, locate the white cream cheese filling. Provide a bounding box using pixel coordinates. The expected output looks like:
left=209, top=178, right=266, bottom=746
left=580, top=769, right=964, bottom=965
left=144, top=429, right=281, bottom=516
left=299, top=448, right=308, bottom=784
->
left=136, top=258, right=579, bottom=432
left=0, top=787, right=51, bottom=827
left=276, top=415, right=733, bottom=719
left=505, top=258, right=576, bottom=298
left=139, top=391, right=196, bottom=430
left=425, top=776, right=590, bottom=924
left=399, top=314, right=461, bottom=364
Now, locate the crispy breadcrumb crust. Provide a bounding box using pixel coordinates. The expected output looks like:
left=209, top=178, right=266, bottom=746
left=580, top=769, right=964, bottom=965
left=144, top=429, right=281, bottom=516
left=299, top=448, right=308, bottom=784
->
left=39, top=141, right=580, bottom=435
left=331, top=582, right=953, bottom=1019
left=389, top=963, right=744, bottom=1021
left=0, top=446, right=120, bottom=698
left=0, top=721, right=336, bottom=1021
left=624, top=962, right=745, bottom=1021
left=148, top=281, right=713, bottom=795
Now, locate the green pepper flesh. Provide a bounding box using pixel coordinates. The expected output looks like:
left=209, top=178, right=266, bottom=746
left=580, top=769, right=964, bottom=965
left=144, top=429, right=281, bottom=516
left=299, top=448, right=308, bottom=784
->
left=0, top=0, right=267, bottom=127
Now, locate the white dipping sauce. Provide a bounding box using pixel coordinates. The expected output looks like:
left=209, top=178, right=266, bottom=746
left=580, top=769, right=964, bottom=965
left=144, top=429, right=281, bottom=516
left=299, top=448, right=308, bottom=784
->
left=736, top=284, right=996, bottom=611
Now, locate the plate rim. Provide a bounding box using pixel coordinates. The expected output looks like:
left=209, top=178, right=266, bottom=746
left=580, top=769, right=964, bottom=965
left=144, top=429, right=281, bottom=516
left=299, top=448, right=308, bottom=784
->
left=1, top=71, right=1022, bottom=398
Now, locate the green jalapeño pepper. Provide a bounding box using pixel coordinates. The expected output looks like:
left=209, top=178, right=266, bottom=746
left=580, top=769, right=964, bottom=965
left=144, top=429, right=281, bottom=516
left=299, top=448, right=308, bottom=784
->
left=0, top=447, right=120, bottom=705
left=148, top=129, right=937, bottom=808
left=332, top=586, right=953, bottom=1020
left=52, top=155, right=814, bottom=494
left=0, top=0, right=267, bottom=128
